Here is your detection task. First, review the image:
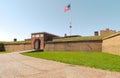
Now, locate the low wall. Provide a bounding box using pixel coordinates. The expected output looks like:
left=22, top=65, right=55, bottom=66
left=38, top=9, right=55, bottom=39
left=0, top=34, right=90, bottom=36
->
left=0, top=43, right=32, bottom=52
left=45, top=40, right=102, bottom=52
left=102, top=34, right=120, bottom=55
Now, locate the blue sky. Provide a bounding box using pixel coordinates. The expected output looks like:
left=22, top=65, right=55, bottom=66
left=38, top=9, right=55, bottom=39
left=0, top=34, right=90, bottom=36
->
left=0, top=0, right=120, bottom=41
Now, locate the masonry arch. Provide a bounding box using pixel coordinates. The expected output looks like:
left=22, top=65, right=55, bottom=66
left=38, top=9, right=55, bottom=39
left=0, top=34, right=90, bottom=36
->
left=34, top=39, right=41, bottom=51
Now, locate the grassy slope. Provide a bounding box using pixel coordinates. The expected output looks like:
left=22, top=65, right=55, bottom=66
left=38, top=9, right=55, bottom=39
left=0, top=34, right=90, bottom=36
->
left=53, top=35, right=108, bottom=42
left=0, top=41, right=30, bottom=44
left=0, top=52, right=7, bottom=54
left=22, top=51, right=120, bottom=72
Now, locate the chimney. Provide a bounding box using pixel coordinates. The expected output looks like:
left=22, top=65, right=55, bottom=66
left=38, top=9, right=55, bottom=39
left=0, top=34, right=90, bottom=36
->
left=106, top=28, right=109, bottom=31
left=94, top=31, right=99, bottom=36
left=64, top=34, right=67, bottom=38
left=14, top=38, right=17, bottom=42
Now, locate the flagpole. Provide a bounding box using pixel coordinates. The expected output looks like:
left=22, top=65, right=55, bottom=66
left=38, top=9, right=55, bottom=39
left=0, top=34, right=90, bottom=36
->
left=69, top=1, right=72, bottom=36
left=64, top=1, right=72, bottom=36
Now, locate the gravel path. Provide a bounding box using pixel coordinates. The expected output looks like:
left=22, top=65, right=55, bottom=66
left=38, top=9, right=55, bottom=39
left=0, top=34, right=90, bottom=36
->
left=0, top=51, right=120, bottom=78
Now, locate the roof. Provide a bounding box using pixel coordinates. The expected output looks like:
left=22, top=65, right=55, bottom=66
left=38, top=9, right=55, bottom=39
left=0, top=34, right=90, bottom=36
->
left=31, top=32, right=59, bottom=37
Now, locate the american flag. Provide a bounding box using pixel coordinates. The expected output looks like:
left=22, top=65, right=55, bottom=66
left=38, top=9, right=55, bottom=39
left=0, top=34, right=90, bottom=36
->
left=64, top=4, right=71, bottom=12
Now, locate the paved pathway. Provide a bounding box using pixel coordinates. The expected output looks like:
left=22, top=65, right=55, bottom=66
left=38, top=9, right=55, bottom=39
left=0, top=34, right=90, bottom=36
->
left=0, top=51, right=120, bottom=78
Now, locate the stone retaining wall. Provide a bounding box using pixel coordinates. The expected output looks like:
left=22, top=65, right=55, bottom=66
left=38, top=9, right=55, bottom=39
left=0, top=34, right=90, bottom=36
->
left=102, top=34, right=120, bottom=55
left=0, top=43, right=32, bottom=52
left=45, top=40, right=102, bottom=52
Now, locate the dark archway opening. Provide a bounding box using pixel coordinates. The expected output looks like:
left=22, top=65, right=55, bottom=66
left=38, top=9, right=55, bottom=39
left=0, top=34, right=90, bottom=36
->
left=34, top=39, right=40, bottom=51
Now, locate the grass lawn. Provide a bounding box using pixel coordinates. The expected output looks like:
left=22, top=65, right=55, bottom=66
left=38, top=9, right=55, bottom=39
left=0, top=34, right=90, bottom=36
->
left=22, top=51, right=120, bottom=72
left=0, top=52, right=7, bottom=54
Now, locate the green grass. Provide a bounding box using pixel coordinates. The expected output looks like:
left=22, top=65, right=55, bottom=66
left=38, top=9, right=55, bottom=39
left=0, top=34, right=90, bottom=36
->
left=103, top=32, right=120, bottom=40
left=0, top=52, right=7, bottom=54
left=22, top=51, right=120, bottom=72
left=0, top=41, right=31, bottom=44
left=53, top=35, right=108, bottom=42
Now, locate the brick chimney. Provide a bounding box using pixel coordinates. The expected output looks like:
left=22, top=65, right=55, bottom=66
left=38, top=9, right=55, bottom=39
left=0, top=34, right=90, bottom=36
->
left=94, top=31, right=99, bottom=36
left=100, top=28, right=116, bottom=36
left=64, top=34, right=67, bottom=38
left=14, top=38, right=17, bottom=42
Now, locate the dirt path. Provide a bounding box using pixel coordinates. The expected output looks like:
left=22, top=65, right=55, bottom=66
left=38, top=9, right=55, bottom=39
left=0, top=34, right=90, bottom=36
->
left=0, top=52, right=120, bottom=78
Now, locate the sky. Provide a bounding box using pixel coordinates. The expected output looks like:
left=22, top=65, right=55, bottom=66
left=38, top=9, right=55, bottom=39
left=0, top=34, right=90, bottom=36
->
left=0, top=0, right=120, bottom=41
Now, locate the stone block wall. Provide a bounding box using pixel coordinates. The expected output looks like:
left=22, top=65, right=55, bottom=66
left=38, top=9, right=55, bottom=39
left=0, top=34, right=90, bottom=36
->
left=3, top=43, right=32, bottom=52
left=45, top=40, right=102, bottom=52
left=102, top=34, right=120, bottom=55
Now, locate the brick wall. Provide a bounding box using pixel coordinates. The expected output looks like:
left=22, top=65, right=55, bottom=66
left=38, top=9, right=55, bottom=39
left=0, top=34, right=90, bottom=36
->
left=31, top=32, right=59, bottom=50
left=102, top=34, right=120, bottom=55
left=4, top=43, right=32, bottom=52
left=100, top=28, right=116, bottom=36
left=45, top=40, right=102, bottom=52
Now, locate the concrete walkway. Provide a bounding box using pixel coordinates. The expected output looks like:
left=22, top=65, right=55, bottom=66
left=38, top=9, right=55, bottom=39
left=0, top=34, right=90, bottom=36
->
left=0, top=52, right=120, bottom=78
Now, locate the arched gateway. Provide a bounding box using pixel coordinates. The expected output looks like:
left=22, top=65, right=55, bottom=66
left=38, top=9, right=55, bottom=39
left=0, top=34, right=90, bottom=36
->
left=34, top=39, right=40, bottom=51
left=31, top=32, right=59, bottom=51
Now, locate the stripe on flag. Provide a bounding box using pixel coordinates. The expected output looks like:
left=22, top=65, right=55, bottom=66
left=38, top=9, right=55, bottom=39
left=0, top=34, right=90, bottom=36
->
left=64, top=4, right=71, bottom=12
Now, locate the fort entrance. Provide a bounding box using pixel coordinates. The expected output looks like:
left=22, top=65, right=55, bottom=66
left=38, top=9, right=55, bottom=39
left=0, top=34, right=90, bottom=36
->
left=34, top=39, right=40, bottom=51
left=31, top=32, right=59, bottom=51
